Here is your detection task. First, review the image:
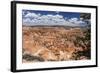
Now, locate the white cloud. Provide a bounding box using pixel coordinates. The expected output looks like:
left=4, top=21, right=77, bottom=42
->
left=24, top=12, right=40, bottom=18
left=23, top=12, right=87, bottom=26
left=68, top=17, right=86, bottom=25
left=68, top=18, right=78, bottom=22
left=23, top=12, right=66, bottom=25
left=23, top=18, right=30, bottom=23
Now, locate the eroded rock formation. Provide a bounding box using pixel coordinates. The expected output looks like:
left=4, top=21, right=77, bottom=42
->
left=22, top=26, right=91, bottom=63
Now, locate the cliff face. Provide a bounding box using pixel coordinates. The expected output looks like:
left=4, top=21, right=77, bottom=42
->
left=22, top=26, right=91, bottom=63
left=80, top=13, right=91, bottom=20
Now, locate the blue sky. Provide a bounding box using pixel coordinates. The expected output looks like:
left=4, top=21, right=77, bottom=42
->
left=22, top=10, right=80, bottom=19
left=22, top=10, right=88, bottom=26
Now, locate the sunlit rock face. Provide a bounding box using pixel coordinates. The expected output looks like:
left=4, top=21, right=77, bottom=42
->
left=22, top=26, right=91, bottom=63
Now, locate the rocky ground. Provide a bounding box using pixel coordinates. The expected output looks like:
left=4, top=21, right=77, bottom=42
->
left=22, top=26, right=91, bottom=63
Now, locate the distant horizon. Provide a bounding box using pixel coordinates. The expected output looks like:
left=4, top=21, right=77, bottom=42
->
left=22, top=10, right=90, bottom=27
